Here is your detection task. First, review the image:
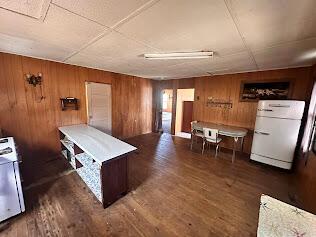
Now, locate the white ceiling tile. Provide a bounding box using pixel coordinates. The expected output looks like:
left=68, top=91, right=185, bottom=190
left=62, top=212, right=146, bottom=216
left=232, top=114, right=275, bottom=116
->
left=117, top=0, right=246, bottom=56
left=52, top=0, right=152, bottom=27
left=188, top=52, right=257, bottom=74
left=0, top=4, right=106, bottom=57
left=229, top=0, right=316, bottom=50
left=0, top=33, right=72, bottom=61
left=0, top=0, right=315, bottom=79
left=0, top=0, right=50, bottom=19
left=253, top=38, right=316, bottom=70
left=67, top=31, right=196, bottom=74
left=68, top=31, right=156, bottom=62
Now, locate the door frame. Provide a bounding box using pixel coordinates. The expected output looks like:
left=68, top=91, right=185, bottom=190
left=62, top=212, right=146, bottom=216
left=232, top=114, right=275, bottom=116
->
left=174, top=88, right=195, bottom=135
left=160, top=89, right=174, bottom=134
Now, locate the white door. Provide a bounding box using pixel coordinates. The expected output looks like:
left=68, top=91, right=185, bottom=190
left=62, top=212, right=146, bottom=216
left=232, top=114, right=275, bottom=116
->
left=0, top=162, right=21, bottom=222
left=86, top=82, right=112, bottom=134
left=251, top=116, right=301, bottom=162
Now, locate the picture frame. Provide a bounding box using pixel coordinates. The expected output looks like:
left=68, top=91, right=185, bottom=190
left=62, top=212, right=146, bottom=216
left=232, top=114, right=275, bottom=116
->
left=239, top=79, right=293, bottom=102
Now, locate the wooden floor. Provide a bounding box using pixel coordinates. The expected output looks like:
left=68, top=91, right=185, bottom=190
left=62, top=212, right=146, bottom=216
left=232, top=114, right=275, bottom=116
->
left=1, top=133, right=305, bottom=237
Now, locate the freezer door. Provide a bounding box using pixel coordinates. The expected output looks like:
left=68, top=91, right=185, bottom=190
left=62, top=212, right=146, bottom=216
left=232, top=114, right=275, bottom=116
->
left=251, top=116, right=301, bottom=163
left=0, top=162, right=22, bottom=222
left=257, top=100, right=305, bottom=119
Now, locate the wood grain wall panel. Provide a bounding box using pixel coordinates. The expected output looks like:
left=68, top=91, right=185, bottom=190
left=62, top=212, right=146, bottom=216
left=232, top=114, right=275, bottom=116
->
left=0, top=52, right=153, bottom=180
left=193, top=68, right=313, bottom=153
left=156, top=67, right=313, bottom=153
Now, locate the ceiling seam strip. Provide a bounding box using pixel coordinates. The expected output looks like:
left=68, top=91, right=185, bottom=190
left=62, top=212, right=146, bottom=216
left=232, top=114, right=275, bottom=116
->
left=112, top=30, right=161, bottom=52
left=62, top=0, right=161, bottom=62
left=40, top=0, right=52, bottom=21
left=50, top=2, right=107, bottom=27
left=223, top=0, right=259, bottom=70
left=110, top=0, right=160, bottom=30
left=0, top=0, right=51, bottom=21
left=0, top=6, right=40, bottom=20
left=42, top=2, right=50, bottom=21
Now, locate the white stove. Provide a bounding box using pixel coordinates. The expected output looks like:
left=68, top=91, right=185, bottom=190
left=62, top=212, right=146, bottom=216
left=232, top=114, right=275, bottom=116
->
left=0, top=137, right=25, bottom=222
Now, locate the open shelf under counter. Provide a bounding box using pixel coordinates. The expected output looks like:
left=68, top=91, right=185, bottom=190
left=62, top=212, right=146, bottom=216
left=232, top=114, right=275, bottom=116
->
left=58, top=124, right=137, bottom=208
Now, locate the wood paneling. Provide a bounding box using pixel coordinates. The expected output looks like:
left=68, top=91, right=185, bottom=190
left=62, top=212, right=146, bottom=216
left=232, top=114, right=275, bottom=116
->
left=154, top=67, right=313, bottom=153
left=193, top=67, right=313, bottom=153
left=0, top=52, right=152, bottom=183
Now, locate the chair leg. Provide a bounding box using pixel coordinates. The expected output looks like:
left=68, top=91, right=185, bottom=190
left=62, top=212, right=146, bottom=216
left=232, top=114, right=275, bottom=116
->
left=190, top=134, right=193, bottom=150
left=202, top=140, right=205, bottom=155
left=215, top=144, right=219, bottom=158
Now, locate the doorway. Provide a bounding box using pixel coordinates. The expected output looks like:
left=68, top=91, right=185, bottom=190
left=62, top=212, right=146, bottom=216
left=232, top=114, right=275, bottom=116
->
left=161, top=89, right=173, bottom=133
left=175, top=89, right=195, bottom=139
left=86, top=82, right=112, bottom=134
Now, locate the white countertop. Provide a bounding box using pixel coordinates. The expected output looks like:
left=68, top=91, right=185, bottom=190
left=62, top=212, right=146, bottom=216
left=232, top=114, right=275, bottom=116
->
left=0, top=137, right=18, bottom=165
left=58, top=124, right=137, bottom=165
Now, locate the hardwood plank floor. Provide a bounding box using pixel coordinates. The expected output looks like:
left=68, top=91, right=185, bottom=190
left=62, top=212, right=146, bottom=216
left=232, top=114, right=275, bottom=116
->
left=1, top=133, right=305, bottom=237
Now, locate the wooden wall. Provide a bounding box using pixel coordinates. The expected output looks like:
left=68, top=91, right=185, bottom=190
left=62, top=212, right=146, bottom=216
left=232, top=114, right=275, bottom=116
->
left=0, top=52, right=153, bottom=173
left=194, top=67, right=314, bottom=153
left=155, top=67, right=314, bottom=154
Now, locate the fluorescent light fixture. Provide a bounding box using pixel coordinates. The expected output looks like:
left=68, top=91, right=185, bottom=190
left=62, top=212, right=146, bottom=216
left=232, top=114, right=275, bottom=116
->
left=144, top=51, right=213, bottom=60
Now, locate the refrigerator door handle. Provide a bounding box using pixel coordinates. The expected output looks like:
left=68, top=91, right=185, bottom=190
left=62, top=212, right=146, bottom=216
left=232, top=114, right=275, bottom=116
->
left=254, top=131, right=270, bottom=136
left=258, top=109, right=273, bottom=112
left=268, top=104, right=291, bottom=108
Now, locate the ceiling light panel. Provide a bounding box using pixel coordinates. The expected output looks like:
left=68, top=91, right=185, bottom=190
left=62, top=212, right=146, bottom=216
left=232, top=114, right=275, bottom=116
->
left=66, top=31, right=189, bottom=72
left=52, top=0, right=152, bottom=27
left=144, top=51, right=213, bottom=60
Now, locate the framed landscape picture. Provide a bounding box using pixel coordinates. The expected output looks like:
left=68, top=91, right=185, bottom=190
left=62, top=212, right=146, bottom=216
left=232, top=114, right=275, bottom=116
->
left=239, top=79, right=293, bottom=102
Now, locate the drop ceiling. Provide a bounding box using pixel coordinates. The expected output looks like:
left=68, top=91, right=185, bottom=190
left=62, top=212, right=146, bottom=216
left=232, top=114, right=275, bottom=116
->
left=0, top=0, right=315, bottom=80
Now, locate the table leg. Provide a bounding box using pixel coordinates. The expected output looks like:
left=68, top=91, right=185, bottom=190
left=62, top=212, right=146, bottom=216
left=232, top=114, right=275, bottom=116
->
left=232, top=137, right=239, bottom=163
left=190, top=133, right=193, bottom=150
left=240, top=137, right=244, bottom=153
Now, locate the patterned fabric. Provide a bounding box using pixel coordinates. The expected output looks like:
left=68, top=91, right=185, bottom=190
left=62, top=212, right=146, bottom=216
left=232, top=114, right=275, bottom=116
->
left=258, top=194, right=316, bottom=237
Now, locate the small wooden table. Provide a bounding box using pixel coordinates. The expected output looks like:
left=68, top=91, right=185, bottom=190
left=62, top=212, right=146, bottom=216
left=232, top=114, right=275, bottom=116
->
left=192, top=122, right=248, bottom=162
left=58, top=124, right=137, bottom=208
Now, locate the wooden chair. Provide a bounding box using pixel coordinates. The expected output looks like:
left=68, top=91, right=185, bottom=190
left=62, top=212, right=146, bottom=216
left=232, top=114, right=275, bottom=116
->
left=202, top=128, right=222, bottom=158
left=190, top=121, right=204, bottom=150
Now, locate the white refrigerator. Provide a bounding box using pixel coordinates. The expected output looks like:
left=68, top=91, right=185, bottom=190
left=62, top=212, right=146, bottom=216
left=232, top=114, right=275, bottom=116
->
left=0, top=137, right=25, bottom=222
left=250, top=100, right=305, bottom=170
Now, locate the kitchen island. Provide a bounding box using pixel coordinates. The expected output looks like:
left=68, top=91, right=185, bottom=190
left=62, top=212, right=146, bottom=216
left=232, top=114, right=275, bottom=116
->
left=58, top=124, right=137, bottom=208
